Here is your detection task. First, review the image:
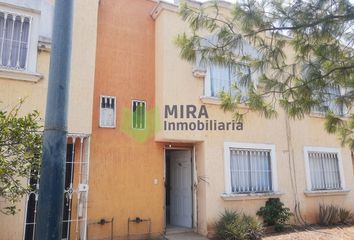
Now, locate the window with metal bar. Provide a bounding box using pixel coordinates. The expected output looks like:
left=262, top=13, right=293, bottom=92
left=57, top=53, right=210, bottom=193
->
left=308, top=152, right=341, bottom=190
left=132, top=100, right=146, bottom=129
left=0, top=11, right=31, bottom=70
left=99, top=96, right=116, bottom=128
left=230, top=148, right=272, bottom=193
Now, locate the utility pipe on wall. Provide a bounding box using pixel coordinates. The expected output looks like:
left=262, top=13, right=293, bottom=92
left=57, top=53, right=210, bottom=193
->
left=35, top=0, right=74, bottom=239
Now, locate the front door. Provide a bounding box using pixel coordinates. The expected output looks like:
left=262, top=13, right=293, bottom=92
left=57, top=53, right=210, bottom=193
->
left=169, top=150, right=192, bottom=228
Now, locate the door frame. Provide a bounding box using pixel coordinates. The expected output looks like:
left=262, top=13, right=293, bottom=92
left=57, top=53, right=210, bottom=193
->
left=163, top=145, right=197, bottom=232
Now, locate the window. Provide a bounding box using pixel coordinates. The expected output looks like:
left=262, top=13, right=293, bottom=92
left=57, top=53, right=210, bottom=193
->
left=99, top=96, right=116, bottom=128
left=224, top=143, right=277, bottom=194
left=0, top=11, right=31, bottom=70
left=132, top=100, right=146, bottom=129
left=304, top=147, right=344, bottom=191
left=205, top=64, right=250, bottom=98
left=312, top=86, right=344, bottom=116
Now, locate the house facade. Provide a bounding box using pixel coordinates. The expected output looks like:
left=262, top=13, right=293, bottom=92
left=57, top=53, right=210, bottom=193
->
left=0, top=0, right=353, bottom=240
left=87, top=0, right=165, bottom=238
left=152, top=1, right=354, bottom=237
left=87, top=0, right=354, bottom=239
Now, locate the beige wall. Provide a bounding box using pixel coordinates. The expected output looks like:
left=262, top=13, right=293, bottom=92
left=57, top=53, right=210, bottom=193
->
left=68, top=0, right=98, bottom=134
left=154, top=4, right=354, bottom=237
left=0, top=1, right=99, bottom=239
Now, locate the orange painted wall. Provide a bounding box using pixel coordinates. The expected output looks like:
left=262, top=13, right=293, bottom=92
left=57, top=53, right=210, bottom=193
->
left=88, top=0, right=164, bottom=239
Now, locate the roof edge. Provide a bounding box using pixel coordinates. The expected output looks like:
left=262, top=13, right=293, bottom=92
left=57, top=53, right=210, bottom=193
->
left=151, top=0, right=233, bottom=20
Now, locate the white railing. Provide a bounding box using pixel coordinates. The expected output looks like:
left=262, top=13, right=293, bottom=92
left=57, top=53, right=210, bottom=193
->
left=23, top=134, right=90, bottom=240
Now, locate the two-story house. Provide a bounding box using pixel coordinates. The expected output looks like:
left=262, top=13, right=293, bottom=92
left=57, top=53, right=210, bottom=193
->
left=87, top=0, right=354, bottom=239
left=0, top=0, right=353, bottom=240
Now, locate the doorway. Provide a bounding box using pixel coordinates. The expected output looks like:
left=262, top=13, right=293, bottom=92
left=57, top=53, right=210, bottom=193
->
left=165, top=149, right=193, bottom=229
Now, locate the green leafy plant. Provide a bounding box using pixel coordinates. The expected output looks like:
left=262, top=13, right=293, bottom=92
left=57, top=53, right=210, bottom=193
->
left=256, top=198, right=292, bottom=232
left=215, top=210, right=263, bottom=240
left=0, top=101, right=42, bottom=214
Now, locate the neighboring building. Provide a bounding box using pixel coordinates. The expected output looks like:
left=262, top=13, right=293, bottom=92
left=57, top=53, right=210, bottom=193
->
left=0, top=0, right=353, bottom=240
left=0, top=0, right=99, bottom=239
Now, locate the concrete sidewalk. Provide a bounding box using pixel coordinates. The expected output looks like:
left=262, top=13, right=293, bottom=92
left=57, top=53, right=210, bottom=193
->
left=165, top=232, right=209, bottom=240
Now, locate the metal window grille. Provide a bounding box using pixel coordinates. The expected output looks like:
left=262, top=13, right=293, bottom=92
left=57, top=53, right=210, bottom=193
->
left=308, top=151, right=341, bottom=190
left=230, top=148, right=272, bottom=193
left=99, top=96, right=116, bottom=128
left=132, top=100, right=146, bottom=129
left=0, top=11, right=31, bottom=70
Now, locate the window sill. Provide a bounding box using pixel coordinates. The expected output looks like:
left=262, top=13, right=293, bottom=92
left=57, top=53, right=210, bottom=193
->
left=309, top=112, right=328, bottom=119
left=304, top=189, right=350, bottom=197
left=221, top=192, right=283, bottom=201
left=199, top=96, right=249, bottom=109
left=310, top=112, right=349, bottom=119
left=0, top=68, right=43, bottom=83
left=99, top=125, right=116, bottom=129
left=200, top=96, right=222, bottom=105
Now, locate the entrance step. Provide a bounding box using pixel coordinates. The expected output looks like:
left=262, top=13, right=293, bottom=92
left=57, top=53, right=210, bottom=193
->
left=164, top=232, right=209, bottom=240
left=165, top=226, right=193, bottom=235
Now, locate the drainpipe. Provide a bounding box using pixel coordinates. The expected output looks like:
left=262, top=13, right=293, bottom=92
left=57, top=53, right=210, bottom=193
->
left=35, top=0, right=74, bottom=239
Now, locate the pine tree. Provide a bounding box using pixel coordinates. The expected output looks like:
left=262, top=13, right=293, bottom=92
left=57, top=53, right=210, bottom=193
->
left=175, top=0, right=354, bottom=147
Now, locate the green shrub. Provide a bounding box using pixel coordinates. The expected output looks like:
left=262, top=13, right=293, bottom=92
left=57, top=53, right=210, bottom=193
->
left=215, top=210, right=263, bottom=240
left=256, top=198, right=292, bottom=232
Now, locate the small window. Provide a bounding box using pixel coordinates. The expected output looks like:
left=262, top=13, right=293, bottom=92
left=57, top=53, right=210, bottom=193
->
left=224, top=142, right=277, bottom=195
left=99, top=96, right=116, bottom=128
left=0, top=11, right=31, bottom=70
left=306, top=150, right=342, bottom=191
left=132, top=100, right=146, bottom=129
left=230, top=148, right=272, bottom=193
left=312, top=85, right=344, bottom=116
left=205, top=64, right=250, bottom=99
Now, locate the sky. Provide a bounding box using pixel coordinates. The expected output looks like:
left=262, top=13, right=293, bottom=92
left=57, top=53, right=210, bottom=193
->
left=165, top=0, right=236, bottom=3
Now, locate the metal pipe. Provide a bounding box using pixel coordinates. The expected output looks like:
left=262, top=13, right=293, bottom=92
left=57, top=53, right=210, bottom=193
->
left=35, top=1, right=74, bottom=239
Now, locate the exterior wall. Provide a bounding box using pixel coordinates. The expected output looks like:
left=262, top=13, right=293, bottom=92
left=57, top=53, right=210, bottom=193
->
left=88, top=0, right=164, bottom=239
left=68, top=0, right=99, bottom=134
left=154, top=3, right=354, bottom=237
left=0, top=0, right=99, bottom=239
